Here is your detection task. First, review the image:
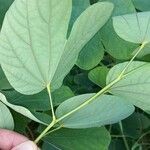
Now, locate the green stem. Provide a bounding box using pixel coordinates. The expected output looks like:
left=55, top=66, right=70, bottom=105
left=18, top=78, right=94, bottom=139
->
left=34, top=42, right=146, bottom=143
left=118, top=42, right=147, bottom=78
left=47, top=84, right=56, bottom=120
left=56, top=77, right=120, bottom=123
left=34, top=120, right=55, bottom=144
left=44, top=125, right=63, bottom=136
left=119, top=122, right=130, bottom=150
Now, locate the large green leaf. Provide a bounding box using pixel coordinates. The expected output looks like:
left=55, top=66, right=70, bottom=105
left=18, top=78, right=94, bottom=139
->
left=0, top=101, right=14, bottom=130
left=43, top=127, right=111, bottom=150
left=0, top=0, right=72, bottom=95
left=100, top=0, right=138, bottom=60
left=52, top=2, right=114, bottom=90
left=0, top=1, right=113, bottom=95
left=56, top=94, right=134, bottom=128
left=132, top=0, right=150, bottom=11
left=0, top=92, right=47, bottom=125
left=107, top=61, right=150, bottom=112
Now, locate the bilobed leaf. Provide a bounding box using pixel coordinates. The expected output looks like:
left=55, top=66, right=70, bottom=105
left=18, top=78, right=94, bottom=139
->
left=107, top=61, right=150, bottom=112
left=56, top=94, right=134, bottom=128
left=51, top=2, right=114, bottom=90
left=132, top=0, right=150, bottom=11
left=0, top=0, right=72, bottom=95
left=43, top=127, right=111, bottom=150
left=0, top=93, right=47, bottom=125
left=0, top=101, right=14, bottom=130
left=0, top=0, right=113, bottom=95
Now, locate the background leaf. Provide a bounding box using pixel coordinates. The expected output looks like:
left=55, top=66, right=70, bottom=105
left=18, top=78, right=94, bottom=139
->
left=43, top=127, right=111, bottom=150
left=88, top=66, right=109, bottom=87
left=0, top=92, right=47, bottom=125
left=132, top=0, right=150, bottom=11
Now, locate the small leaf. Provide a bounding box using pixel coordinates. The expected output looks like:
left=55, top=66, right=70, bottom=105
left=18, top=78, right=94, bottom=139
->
left=52, top=86, right=74, bottom=106
left=43, top=127, right=111, bottom=150
left=0, top=101, right=14, bottom=130
left=76, top=32, right=104, bottom=70
left=113, top=12, right=150, bottom=44
left=107, top=61, right=150, bottom=112
left=88, top=66, right=109, bottom=87
left=56, top=94, right=134, bottom=128
left=0, top=93, right=47, bottom=125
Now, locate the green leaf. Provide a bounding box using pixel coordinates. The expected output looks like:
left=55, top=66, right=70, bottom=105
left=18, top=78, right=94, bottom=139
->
left=76, top=32, right=104, bottom=70
left=0, top=1, right=113, bottom=95
left=132, top=0, right=150, bottom=11
left=2, top=90, right=49, bottom=111
left=52, top=86, right=74, bottom=106
left=52, top=2, right=114, bottom=90
left=100, top=0, right=138, bottom=60
left=0, top=92, right=47, bottom=125
left=107, top=61, right=150, bottom=112
left=122, top=112, right=150, bottom=138
left=113, top=12, right=150, bottom=44
left=56, top=94, right=134, bottom=128
left=0, top=67, right=12, bottom=90
left=88, top=66, right=109, bottom=87
left=0, top=101, right=14, bottom=130
left=43, top=127, right=111, bottom=150
left=68, top=0, right=90, bottom=35
left=69, top=1, right=104, bottom=70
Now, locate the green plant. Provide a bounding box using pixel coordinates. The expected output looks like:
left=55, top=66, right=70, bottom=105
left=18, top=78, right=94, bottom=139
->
left=0, top=0, right=150, bottom=149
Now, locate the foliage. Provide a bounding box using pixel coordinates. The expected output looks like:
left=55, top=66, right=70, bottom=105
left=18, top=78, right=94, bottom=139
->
left=0, top=0, right=150, bottom=149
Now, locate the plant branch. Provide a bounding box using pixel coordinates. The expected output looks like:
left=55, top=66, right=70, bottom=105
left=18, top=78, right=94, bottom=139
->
left=47, top=84, right=56, bottom=120
left=34, top=119, right=56, bottom=144
left=119, top=121, right=130, bottom=150
left=34, top=42, right=146, bottom=143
